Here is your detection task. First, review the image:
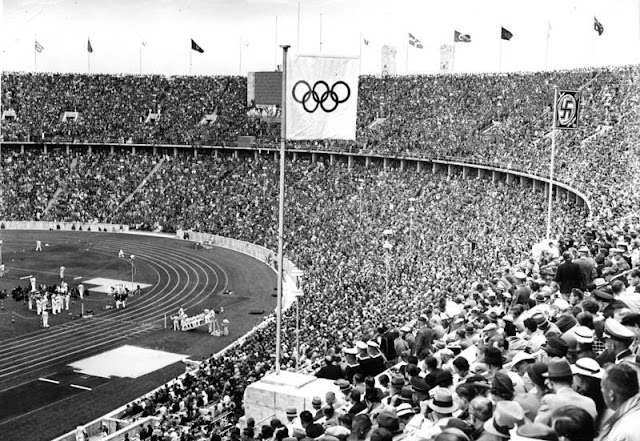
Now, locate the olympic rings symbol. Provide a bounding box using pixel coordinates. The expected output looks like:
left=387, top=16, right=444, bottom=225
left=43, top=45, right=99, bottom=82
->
left=292, top=80, right=351, bottom=113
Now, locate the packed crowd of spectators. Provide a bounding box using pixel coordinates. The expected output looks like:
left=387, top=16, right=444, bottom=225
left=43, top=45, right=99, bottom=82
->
left=1, top=64, right=639, bottom=441
left=2, top=66, right=639, bottom=222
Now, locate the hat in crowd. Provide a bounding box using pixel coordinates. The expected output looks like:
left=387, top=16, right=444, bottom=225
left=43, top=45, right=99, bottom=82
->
left=377, top=410, right=401, bottom=433
left=285, top=407, right=297, bottom=418
left=312, top=396, right=322, bottom=407
left=391, top=376, right=405, bottom=388
left=513, top=393, right=542, bottom=422
left=396, top=403, right=415, bottom=418
left=574, top=326, right=594, bottom=344
left=543, top=358, right=573, bottom=380
left=465, top=324, right=475, bottom=333
left=410, top=377, right=430, bottom=393
left=491, top=371, right=514, bottom=399
left=571, top=357, right=604, bottom=379
left=540, top=286, right=554, bottom=297
left=593, top=290, right=614, bottom=302
left=335, top=379, right=351, bottom=392
left=483, top=323, right=498, bottom=333
left=306, top=424, right=325, bottom=439
left=369, top=429, right=393, bottom=441
left=526, top=363, right=549, bottom=387
left=484, top=401, right=525, bottom=438
left=356, top=341, right=368, bottom=350
left=532, top=313, right=549, bottom=330
left=578, top=246, right=590, bottom=253
left=535, top=293, right=546, bottom=302
left=484, top=347, right=506, bottom=367
left=426, top=387, right=457, bottom=414
left=514, top=271, right=527, bottom=280
left=435, top=370, right=454, bottom=387
left=610, top=247, right=624, bottom=254
left=502, top=314, right=514, bottom=323
left=553, top=298, right=570, bottom=311
left=555, top=314, right=577, bottom=334
left=593, top=278, right=608, bottom=288
left=399, top=386, right=413, bottom=402
left=418, top=314, right=429, bottom=323
left=543, top=337, right=569, bottom=358
left=400, top=325, right=412, bottom=333
left=508, top=352, right=535, bottom=370
left=603, top=318, right=635, bottom=341
left=509, top=423, right=558, bottom=441
left=444, top=418, right=472, bottom=437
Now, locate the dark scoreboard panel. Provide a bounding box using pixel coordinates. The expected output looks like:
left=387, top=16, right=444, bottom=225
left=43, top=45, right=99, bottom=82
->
left=253, top=71, right=282, bottom=106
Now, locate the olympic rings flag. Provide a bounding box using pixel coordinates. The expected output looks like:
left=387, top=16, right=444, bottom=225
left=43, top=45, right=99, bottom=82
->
left=286, top=54, right=359, bottom=140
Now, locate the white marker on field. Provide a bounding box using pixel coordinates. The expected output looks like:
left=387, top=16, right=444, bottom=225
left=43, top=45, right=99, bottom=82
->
left=20, top=275, right=33, bottom=279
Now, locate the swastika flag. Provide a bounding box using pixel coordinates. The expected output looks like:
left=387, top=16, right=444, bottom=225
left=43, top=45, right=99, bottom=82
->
left=286, top=54, right=359, bottom=140
left=554, top=89, right=581, bottom=130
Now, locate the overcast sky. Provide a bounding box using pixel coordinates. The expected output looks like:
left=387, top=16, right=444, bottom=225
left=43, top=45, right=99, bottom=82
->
left=1, top=0, right=639, bottom=76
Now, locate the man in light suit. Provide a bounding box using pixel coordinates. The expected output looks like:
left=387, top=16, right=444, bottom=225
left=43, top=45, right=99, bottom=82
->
left=534, top=358, right=597, bottom=425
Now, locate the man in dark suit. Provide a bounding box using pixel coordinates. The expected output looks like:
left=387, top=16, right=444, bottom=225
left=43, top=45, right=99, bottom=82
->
left=555, top=251, right=585, bottom=295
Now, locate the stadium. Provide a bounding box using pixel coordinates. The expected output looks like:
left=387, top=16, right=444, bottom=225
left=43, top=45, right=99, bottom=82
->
left=2, top=1, right=640, bottom=441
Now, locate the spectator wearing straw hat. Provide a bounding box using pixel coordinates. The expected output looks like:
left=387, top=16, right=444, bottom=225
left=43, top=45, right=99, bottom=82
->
left=534, top=358, right=597, bottom=425
left=509, top=422, right=558, bottom=441
left=570, top=358, right=608, bottom=427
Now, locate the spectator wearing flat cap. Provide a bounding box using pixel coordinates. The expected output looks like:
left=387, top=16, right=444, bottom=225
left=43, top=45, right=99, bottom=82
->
left=374, top=409, right=404, bottom=441
left=534, top=358, right=597, bottom=426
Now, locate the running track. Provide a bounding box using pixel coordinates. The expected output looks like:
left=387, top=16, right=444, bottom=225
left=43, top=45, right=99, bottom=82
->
left=0, top=230, right=276, bottom=440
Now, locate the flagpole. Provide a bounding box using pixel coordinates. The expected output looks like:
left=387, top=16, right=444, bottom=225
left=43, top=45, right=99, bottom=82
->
left=34, top=34, right=37, bottom=72
left=140, top=46, right=142, bottom=75
left=545, top=21, right=551, bottom=70
left=319, top=13, right=323, bottom=53
left=297, top=0, right=300, bottom=49
left=275, top=44, right=290, bottom=376
left=190, top=45, right=192, bottom=75
left=546, top=86, right=558, bottom=240
left=499, top=38, right=503, bottom=72
left=406, top=40, right=409, bottom=74
left=275, top=16, right=278, bottom=69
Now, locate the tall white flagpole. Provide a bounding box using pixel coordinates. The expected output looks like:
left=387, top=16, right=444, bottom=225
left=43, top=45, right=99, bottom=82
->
left=190, top=45, right=193, bottom=75
left=319, top=13, right=323, bottom=53
left=34, top=35, right=37, bottom=72
left=546, top=87, right=558, bottom=240
left=275, top=44, right=290, bottom=375
left=297, top=1, right=300, bottom=49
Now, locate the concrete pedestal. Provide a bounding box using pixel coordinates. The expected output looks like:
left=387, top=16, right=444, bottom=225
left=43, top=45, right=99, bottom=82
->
left=243, top=372, right=341, bottom=424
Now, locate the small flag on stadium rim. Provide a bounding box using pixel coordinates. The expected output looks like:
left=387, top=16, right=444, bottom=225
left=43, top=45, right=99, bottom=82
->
left=454, top=30, right=471, bottom=42
left=554, top=89, right=581, bottom=130
left=286, top=54, right=359, bottom=140
left=594, top=17, right=604, bottom=36
left=501, top=27, right=513, bottom=41
left=364, top=38, right=369, bottom=46
left=87, top=38, right=93, bottom=53
left=35, top=40, right=44, bottom=53
left=408, top=33, right=424, bottom=49
left=191, top=39, right=204, bottom=53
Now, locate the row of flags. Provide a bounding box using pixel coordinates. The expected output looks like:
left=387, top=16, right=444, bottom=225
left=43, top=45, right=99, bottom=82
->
left=33, top=17, right=606, bottom=58
left=409, top=17, right=604, bottom=47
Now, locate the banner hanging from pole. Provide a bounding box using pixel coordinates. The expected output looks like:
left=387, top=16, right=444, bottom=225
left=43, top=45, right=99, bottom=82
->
left=554, top=89, right=580, bottom=130
left=286, top=54, right=359, bottom=140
